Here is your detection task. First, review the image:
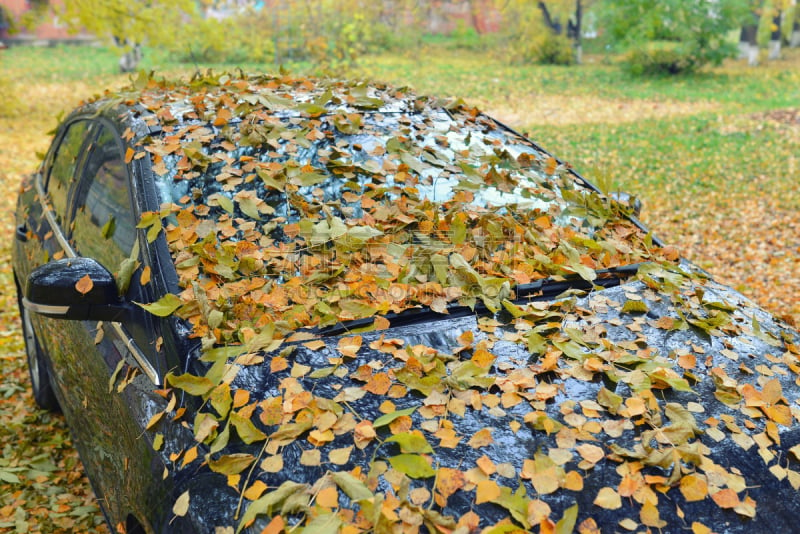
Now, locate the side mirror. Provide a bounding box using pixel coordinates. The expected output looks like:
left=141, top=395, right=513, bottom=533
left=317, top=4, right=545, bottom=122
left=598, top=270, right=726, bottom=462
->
left=24, top=257, right=130, bottom=322
left=610, top=191, right=642, bottom=218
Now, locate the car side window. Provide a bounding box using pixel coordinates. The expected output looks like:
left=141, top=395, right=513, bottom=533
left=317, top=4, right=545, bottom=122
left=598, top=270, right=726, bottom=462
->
left=47, top=120, right=91, bottom=225
left=71, top=124, right=137, bottom=278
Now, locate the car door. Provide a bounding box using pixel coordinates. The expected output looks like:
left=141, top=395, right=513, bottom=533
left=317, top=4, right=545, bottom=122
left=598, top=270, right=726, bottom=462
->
left=36, top=119, right=175, bottom=530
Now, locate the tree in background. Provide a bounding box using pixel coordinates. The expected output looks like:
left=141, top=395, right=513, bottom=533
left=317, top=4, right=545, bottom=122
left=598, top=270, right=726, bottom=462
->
left=739, top=1, right=796, bottom=66
left=60, top=0, right=199, bottom=71
left=599, top=0, right=751, bottom=75
left=496, top=0, right=593, bottom=65
left=791, top=2, right=800, bottom=46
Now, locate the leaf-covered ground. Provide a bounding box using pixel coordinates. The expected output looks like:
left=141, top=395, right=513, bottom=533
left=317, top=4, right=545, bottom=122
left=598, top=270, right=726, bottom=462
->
left=0, top=45, right=798, bottom=532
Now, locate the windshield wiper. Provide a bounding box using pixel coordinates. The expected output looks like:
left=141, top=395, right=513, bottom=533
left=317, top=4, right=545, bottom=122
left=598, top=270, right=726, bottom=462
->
left=312, top=263, right=643, bottom=337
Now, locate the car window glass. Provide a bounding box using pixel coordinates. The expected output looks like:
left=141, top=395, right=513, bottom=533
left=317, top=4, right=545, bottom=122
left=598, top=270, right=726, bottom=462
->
left=72, top=124, right=137, bottom=278
left=47, top=120, right=91, bottom=225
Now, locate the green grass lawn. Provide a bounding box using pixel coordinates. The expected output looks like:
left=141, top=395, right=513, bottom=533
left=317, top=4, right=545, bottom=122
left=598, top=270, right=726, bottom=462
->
left=0, top=43, right=799, bottom=532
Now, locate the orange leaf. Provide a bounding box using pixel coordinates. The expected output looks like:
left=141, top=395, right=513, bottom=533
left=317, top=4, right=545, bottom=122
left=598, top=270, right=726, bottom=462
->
left=75, top=274, right=94, bottom=295
left=260, top=516, right=285, bottom=534
left=316, top=485, right=339, bottom=508
left=125, top=147, right=135, bottom=163
left=373, top=315, right=390, bottom=330
left=363, top=372, right=392, bottom=395
left=436, top=467, right=465, bottom=500
left=140, top=265, right=151, bottom=285
left=711, top=488, right=740, bottom=509
left=242, top=480, right=267, bottom=501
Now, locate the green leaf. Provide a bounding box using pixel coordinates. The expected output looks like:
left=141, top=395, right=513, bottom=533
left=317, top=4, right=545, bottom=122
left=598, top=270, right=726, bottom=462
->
left=210, top=193, right=234, bottom=214
left=101, top=216, right=116, bottom=239
left=331, top=471, right=374, bottom=501
left=236, top=481, right=308, bottom=533
left=490, top=484, right=531, bottom=529
left=136, top=293, right=182, bottom=317
left=0, top=469, right=20, bottom=484
left=302, top=513, right=342, bottom=534
left=373, top=407, right=416, bottom=428
left=230, top=411, right=267, bottom=444
left=621, top=299, right=649, bottom=314
left=388, top=454, right=435, bottom=479
left=207, top=453, right=255, bottom=476
left=108, top=359, right=125, bottom=393
left=166, top=372, right=215, bottom=397
left=386, top=431, right=434, bottom=454
left=555, top=503, right=579, bottom=534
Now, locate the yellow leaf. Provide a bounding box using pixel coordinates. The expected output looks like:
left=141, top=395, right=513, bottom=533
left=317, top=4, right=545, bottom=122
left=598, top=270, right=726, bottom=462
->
left=691, top=522, right=713, bottom=534
left=328, top=446, right=353, bottom=465
left=303, top=340, right=326, bottom=351
left=475, top=479, right=501, bottom=504
left=528, top=499, right=552, bottom=525
left=563, top=471, right=584, bottom=491
left=181, top=445, right=198, bottom=468
left=145, top=411, right=164, bottom=431
left=640, top=501, right=666, bottom=528
left=467, top=427, right=494, bottom=449
left=172, top=490, right=190, bottom=517
left=576, top=443, right=604, bottom=464
left=337, top=335, right=363, bottom=358
left=261, top=455, right=283, bottom=473
left=300, top=449, right=321, bottom=466
left=593, top=487, right=621, bottom=510
left=679, top=474, right=708, bottom=502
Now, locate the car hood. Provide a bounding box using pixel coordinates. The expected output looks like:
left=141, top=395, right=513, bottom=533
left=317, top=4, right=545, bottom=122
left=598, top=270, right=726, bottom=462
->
left=173, top=263, right=800, bottom=533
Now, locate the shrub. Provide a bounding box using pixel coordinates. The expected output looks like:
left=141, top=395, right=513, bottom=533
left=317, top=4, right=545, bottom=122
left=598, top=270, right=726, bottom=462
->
left=530, top=32, right=576, bottom=65
left=598, top=0, right=749, bottom=76
left=623, top=41, right=699, bottom=75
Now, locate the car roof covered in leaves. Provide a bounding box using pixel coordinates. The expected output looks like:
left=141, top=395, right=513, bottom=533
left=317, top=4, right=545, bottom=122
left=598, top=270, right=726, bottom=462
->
left=81, top=73, right=800, bottom=532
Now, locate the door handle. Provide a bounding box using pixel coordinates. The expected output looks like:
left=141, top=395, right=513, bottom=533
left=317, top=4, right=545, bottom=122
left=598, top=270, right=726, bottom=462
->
left=15, top=224, right=28, bottom=242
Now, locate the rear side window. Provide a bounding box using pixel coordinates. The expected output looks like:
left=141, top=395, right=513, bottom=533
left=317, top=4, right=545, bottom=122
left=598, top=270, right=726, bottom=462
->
left=47, top=120, right=91, bottom=224
left=72, top=124, right=137, bottom=277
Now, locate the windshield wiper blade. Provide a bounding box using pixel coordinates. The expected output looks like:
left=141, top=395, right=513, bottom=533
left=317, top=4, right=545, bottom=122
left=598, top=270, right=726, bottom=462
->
left=313, top=264, right=643, bottom=337
left=513, top=263, right=642, bottom=301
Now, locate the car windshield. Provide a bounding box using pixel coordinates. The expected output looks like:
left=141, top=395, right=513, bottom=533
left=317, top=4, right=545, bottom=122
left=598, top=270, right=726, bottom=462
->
left=129, top=76, right=673, bottom=339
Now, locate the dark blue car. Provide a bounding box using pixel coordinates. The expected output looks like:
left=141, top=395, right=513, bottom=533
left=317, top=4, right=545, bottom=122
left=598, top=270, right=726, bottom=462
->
left=13, top=73, right=800, bottom=533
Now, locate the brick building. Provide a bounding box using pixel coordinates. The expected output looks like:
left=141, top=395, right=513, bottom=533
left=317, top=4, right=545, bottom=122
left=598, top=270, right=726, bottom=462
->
left=0, top=0, right=93, bottom=44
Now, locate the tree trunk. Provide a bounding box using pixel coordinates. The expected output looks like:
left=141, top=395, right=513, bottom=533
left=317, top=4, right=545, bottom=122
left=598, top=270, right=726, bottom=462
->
left=114, top=36, right=142, bottom=73
left=739, top=11, right=760, bottom=66
left=537, top=1, right=562, bottom=34
left=768, top=10, right=782, bottom=59
left=790, top=8, right=800, bottom=47
left=571, top=0, right=583, bottom=64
